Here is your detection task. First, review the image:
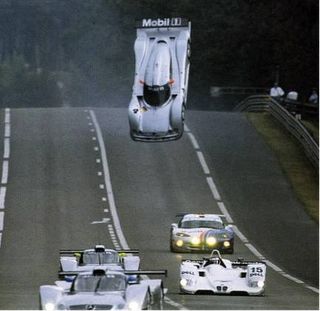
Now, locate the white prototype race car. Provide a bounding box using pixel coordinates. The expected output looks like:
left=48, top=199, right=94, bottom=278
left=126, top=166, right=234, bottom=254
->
left=180, top=250, right=266, bottom=295
left=128, top=17, right=191, bottom=142
left=170, top=214, right=234, bottom=253
left=59, top=245, right=139, bottom=272
left=40, top=269, right=166, bottom=310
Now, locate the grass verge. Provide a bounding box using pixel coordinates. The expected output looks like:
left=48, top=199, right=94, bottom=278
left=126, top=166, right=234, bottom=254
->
left=246, top=112, right=319, bottom=222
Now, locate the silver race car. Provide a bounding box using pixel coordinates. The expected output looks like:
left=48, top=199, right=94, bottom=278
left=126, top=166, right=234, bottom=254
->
left=180, top=250, right=266, bottom=295
left=59, top=245, right=140, bottom=273
left=128, top=17, right=191, bottom=142
left=40, top=269, right=166, bottom=310
left=170, top=214, right=234, bottom=253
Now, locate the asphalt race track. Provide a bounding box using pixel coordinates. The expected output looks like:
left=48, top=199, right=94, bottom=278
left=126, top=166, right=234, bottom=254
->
left=0, top=107, right=318, bottom=309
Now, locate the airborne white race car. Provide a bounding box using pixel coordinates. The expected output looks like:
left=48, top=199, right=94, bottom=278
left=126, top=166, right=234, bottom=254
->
left=128, top=17, right=191, bottom=142
left=180, top=250, right=266, bottom=295
left=40, top=269, right=166, bottom=310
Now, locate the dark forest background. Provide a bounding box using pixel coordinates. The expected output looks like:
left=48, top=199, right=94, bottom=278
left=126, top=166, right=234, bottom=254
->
left=0, top=0, right=318, bottom=108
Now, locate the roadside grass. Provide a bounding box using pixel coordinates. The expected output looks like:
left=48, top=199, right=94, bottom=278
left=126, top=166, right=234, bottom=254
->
left=246, top=112, right=319, bottom=223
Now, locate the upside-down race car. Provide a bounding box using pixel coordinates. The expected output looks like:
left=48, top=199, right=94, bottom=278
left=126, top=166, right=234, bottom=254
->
left=128, top=17, right=191, bottom=142
left=170, top=214, right=234, bottom=253
left=40, top=269, right=166, bottom=310
left=180, top=250, right=266, bottom=295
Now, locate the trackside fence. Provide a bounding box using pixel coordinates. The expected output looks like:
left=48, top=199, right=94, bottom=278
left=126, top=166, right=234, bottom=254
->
left=234, top=95, right=319, bottom=170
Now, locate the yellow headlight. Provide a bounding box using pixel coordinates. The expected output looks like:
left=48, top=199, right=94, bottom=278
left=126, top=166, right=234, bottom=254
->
left=223, top=241, right=231, bottom=247
left=176, top=240, right=184, bottom=247
left=206, top=236, right=217, bottom=246
left=191, top=237, right=201, bottom=245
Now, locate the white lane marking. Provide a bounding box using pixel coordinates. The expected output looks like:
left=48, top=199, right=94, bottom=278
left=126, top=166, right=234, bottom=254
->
left=99, top=184, right=105, bottom=189
left=281, top=273, right=304, bottom=284
left=91, top=218, right=110, bottom=224
left=0, top=211, right=4, bottom=230
left=206, top=176, right=221, bottom=201
left=217, top=201, right=233, bottom=223
left=232, top=225, right=249, bottom=243
left=94, top=147, right=99, bottom=151
left=184, top=124, right=190, bottom=132
left=96, top=158, right=101, bottom=163
left=102, top=197, right=107, bottom=201
left=0, top=186, right=6, bottom=209
left=196, top=151, right=210, bottom=174
left=91, top=110, right=187, bottom=309
left=4, top=111, right=10, bottom=124
left=90, top=110, right=129, bottom=249
left=304, top=286, right=319, bottom=294
left=4, top=123, right=10, bottom=137
left=3, top=138, right=10, bottom=159
left=92, top=137, right=97, bottom=141
left=104, top=209, right=109, bottom=213
left=164, top=297, right=188, bottom=310
left=1, top=160, right=9, bottom=184
left=97, top=171, right=102, bottom=176
left=264, top=259, right=283, bottom=273
left=186, top=124, right=319, bottom=294
left=245, top=243, right=265, bottom=260
left=0, top=232, right=2, bottom=247
left=187, top=132, right=199, bottom=149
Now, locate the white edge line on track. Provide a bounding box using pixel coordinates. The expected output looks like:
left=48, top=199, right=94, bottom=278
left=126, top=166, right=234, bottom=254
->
left=90, top=110, right=187, bottom=310
left=1, top=160, right=9, bottom=184
left=90, top=110, right=129, bottom=250
left=185, top=122, right=319, bottom=294
left=0, top=211, right=4, bottom=231
left=206, top=176, right=221, bottom=201
left=3, top=137, right=10, bottom=159
left=0, top=186, right=6, bottom=209
left=196, top=151, right=210, bottom=175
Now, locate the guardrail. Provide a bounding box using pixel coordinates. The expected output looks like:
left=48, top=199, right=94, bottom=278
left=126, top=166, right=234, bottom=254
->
left=234, top=95, right=319, bottom=170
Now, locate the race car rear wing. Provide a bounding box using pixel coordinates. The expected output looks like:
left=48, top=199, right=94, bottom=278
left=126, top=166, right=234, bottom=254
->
left=59, top=269, right=167, bottom=278
left=136, top=17, right=189, bottom=29
left=59, top=249, right=139, bottom=255
left=181, top=258, right=265, bottom=266
left=175, top=213, right=226, bottom=218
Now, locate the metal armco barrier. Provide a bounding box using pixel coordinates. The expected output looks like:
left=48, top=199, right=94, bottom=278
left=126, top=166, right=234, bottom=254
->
left=234, top=95, right=319, bottom=170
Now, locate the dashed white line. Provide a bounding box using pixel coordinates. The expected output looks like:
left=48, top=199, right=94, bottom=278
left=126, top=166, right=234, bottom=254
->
left=206, top=176, right=221, bottom=201
left=102, top=197, right=107, bottom=202
left=92, top=137, right=97, bottom=141
left=187, top=132, right=199, bottom=149
left=1, top=160, right=9, bottom=184
left=0, top=186, right=6, bottom=209
left=4, top=111, right=10, bottom=124
left=3, top=138, right=10, bottom=159
left=90, top=110, right=129, bottom=249
left=196, top=151, right=210, bottom=174
left=217, top=201, right=233, bottom=223
left=0, top=211, right=4, bottom=231
left=264, top=259, right=283, bottom=273
left=4, top=123, right=10, bottom=137
left=245, top=243, right=265, bottom=259
left=99, top=184, right=105, bottom=189
left=96, top=158, right=101, bottom=163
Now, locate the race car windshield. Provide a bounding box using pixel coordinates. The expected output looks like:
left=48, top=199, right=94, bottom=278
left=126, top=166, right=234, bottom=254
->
left=144, top=83, right=170, bottom=106
left=73, top=275, right=126, bottom=293
left=83, top=251, right=119, bottom=265
left=180, top=220, right=224, bottom=229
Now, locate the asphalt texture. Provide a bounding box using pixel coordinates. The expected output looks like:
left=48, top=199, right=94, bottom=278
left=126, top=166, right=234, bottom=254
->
left=0, top=107, right=318, bottom=310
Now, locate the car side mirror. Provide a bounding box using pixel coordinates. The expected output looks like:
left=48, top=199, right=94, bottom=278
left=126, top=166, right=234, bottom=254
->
left=171, top=223, right=178, bottom=230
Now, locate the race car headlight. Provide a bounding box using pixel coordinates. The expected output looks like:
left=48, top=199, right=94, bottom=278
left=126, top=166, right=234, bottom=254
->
left=206, top=236, right=217, bottom=246
left=176, top=240, right=184, bottom=247
left=128, top=301, right=139, bottom=311
left=180, top=278, right=188, bottom=287
left=223, top=241, right=231, bottom=248
left=44, top=303, right=55, bottom=311
left=191, top=236, right=201, bottom=245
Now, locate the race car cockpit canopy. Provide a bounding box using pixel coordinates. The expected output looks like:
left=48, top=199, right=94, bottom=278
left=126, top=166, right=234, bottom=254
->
left=82, top=250, right=119, bottom=265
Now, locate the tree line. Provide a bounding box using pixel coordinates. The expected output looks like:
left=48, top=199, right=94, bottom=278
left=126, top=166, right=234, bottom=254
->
left=0, top=0, right=318, bottom=107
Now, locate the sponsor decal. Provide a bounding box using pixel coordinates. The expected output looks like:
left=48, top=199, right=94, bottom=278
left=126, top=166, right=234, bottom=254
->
left=139, top=18, right=188, bottom=28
